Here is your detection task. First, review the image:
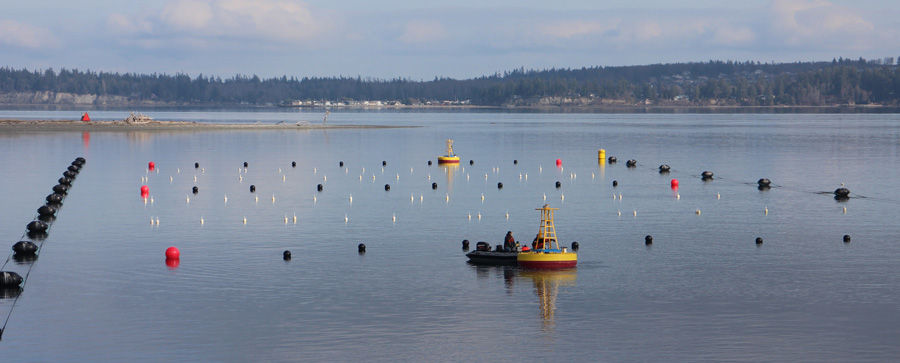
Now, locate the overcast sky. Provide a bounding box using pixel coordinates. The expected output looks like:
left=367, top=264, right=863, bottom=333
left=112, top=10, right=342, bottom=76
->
left=2, top=0, right=899, bottom=80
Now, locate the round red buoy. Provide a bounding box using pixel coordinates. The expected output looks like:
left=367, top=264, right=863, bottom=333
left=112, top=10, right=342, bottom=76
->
left=165, top=246, right=180, bottom=259
left=165, top=258, right=180, bottom=269
left=671, top=179, right=679, bottom=187
left=556, top=159, right=562, bottom=166
left=148, top=161, right=155, bottom=170
left=141, top=185, right=149, bottom=194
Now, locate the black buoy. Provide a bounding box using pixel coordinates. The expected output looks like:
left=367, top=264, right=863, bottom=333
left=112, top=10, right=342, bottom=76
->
left=243, top=162, right=248, bottom=168
left=659, top=165, right=670, bottom=172
left=382, top=161, right=387, bottom=166
left=514, top=160, right=518, bottom=165
left=469, top=160, right=474, bottom=165
left=67, top=165, right=80, bottom=173
left=612, top=180, right=618, bottom=187
left=555, top=181, right=561, bottom=188
left=834, top=188, right=850, bottom=197
left=292, top=161, right=296, bottom=167
left=427, top=160, right=432, bottom=166
left=74, top=157, right=86, bottom=165
left=385, top=184, right=391, bottom=191
left=756, top=237, right=763, bottom=245
left=46, top=193, right=63, bottom=205
left=0, top=271, right=23, bottom=288
left=12, top=241, right=38, bottom=256
left=317, top=184, right=323, bottom=192
left=462, top=239, right=470, bottom=249
left=701, top=171, right=714, bottom=180
left=339, top=161, right=344, bottom=167
left=52, top=184, right=68, bottom=195
left=37, top=205, right=57, bottom=217
left=571, top=241, right=579, bottom=251
left=645, top=235, right=653, bottom=245
left=63, top=170, right=76, bottom=179
left=283, top=250, right=292, bottom=260
left=497, top=182, right=503, bottom=189
left=358, top=243, right=366, bottom=252
left=432, top=182, right=438, bottom=189
left=192, top=186, right=199, bottom=194
left=58, top=177, right=72, bottom=185
left=27, top=221, right=48, bottom=234
left=758, top=178, right=771, bottom=187
left=626, top=159, right=637, bottom=167
left=608, top=156, right=617, bottom=163
left=843, top=235, right=851, bottom=243
left=250, top=185, right=256, bottom=193
left=195, top=162, right=200, bottom=168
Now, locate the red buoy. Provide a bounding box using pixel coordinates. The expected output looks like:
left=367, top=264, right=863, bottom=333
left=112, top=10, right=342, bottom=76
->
left=165, top=246, right=180, bottom=259
left=556, top=159, right=562, bottom=166
left=141, top=185, right=149, bottom=194
left=671, top=179, right=679, bottom=187
left=81, top=112, right=90, bottom=122
left=148, top=161, right=155, bottom=171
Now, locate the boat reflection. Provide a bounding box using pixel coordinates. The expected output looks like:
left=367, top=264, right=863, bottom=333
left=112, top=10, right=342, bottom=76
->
left=441, top=163, right=459, bottom=192
left=520, top=268, right=577, bottom=331
left=468, top=265, right=577, bottom=330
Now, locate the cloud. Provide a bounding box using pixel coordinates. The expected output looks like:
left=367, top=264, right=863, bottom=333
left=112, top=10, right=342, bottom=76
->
left=397, top=20, right=448, bottom=45
left=107, top=0, right=329, bottom=48
left=768, top=0, right=874, bottom=48
left=0, top=19, right=59, bottom=49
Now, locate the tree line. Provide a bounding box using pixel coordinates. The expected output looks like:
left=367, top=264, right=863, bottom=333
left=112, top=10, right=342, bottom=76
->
left=1, top=57, right=899, bottom=106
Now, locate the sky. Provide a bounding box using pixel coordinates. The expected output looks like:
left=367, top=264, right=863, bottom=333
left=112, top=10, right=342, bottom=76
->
left=2, top=0, right=900, bottom=80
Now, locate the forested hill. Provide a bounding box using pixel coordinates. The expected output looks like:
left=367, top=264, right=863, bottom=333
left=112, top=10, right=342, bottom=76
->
left=1, top=57, right=899, bottom=107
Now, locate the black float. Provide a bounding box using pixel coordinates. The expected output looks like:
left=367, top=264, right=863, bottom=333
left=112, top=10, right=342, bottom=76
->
left=514, top=160, right=518, bottom=165
left=283, top=250, right=291, bottom=260
left=659, top=165, right=670, bottom=172
left=626, top=159, right=637, bottom=167
left=12, top=241, right=39, bottom=256
left=250, top=185, right=256, bottom=193
left=555, top=181, right=561, bottom=188
left=195, top=162, right=200, bottom=168
left=469, top=160, right=474, bottom=165
left=756, top=237, right=764, bottom=245
left=358, top=243, right=366, bottom=253
left=382, top=161, right=387, bottom=166
left=701, top=171, right=714, bottom=180
left=645, top=235, right=653, bottom=245
left=612, top=180, right=618, bottom=187
left=0, top=272, right=23, bottom=288
left=243, top=162, right=248, bottom=167
left=192, top=186, right=199, bottom=194
left=462, top=239, right=470, bottom=249
left=843, top=235, right=851, bottom=243
left=432, top=182, right=438, bottom=190
left=497, top=182, right=503, bottom=189
left=292, top=161, right=296, bottom=167
left=571, top=241, right=579, bottom=251
left=384, top=184, right=391, bottom=191
left=339, top=161, right=344, bottom=167
left=317, top=184, right=323, bottom=192
left=608, top=156, right=617, bottom=163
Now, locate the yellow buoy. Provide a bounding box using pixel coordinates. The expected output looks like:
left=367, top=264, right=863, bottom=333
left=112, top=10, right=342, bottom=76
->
left=598, top=149, right=606, bottom=159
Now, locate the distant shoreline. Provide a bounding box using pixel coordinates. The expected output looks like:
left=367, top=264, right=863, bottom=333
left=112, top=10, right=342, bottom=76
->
left=0, top=120, right=412, bottom=132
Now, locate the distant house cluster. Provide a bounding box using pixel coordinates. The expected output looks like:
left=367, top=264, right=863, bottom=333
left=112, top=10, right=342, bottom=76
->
left=287, top=99, right=472, bottom=108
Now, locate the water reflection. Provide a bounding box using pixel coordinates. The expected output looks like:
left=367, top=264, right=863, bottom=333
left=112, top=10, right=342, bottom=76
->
left=470, top=265, right=578, bottom=332
left=442, top=164, right=459, bottom=192
left=519, top=269, right=577, bottom=332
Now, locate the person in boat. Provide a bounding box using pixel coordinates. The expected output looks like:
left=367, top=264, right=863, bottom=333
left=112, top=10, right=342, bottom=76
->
left=532, top=230, right=544, bottom=250
left=504, top=231, right=515, bottom=251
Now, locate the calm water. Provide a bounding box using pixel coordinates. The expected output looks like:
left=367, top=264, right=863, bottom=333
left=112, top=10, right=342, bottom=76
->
left=1, top=110, right=899, bottom=362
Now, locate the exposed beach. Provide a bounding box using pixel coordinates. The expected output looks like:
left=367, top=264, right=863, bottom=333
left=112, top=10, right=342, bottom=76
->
left=0, top=120, right=409, bottom=131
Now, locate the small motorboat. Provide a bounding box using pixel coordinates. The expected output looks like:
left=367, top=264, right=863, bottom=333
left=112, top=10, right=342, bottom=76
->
left=466, top=241, right=519, bottom=265
left=437, top=139, right=460, bottom=164
left=517, top=204, right=577, bottom=269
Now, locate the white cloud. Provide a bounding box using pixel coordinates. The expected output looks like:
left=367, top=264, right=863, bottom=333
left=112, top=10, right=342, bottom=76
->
left=768, top=0, right=874, bottom=47
left=398, top=21, right=448, bottom=44
left=0, top=19, right=59, bottom=49
left=108, top=0, right=328, bottom=47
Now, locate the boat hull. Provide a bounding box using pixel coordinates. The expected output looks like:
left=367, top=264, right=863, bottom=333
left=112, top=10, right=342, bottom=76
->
left=517, top=251, right=577, bottom=269
left=466, top=250, right=518, bottom=265
left=438, top=156, right=460, bottom=164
